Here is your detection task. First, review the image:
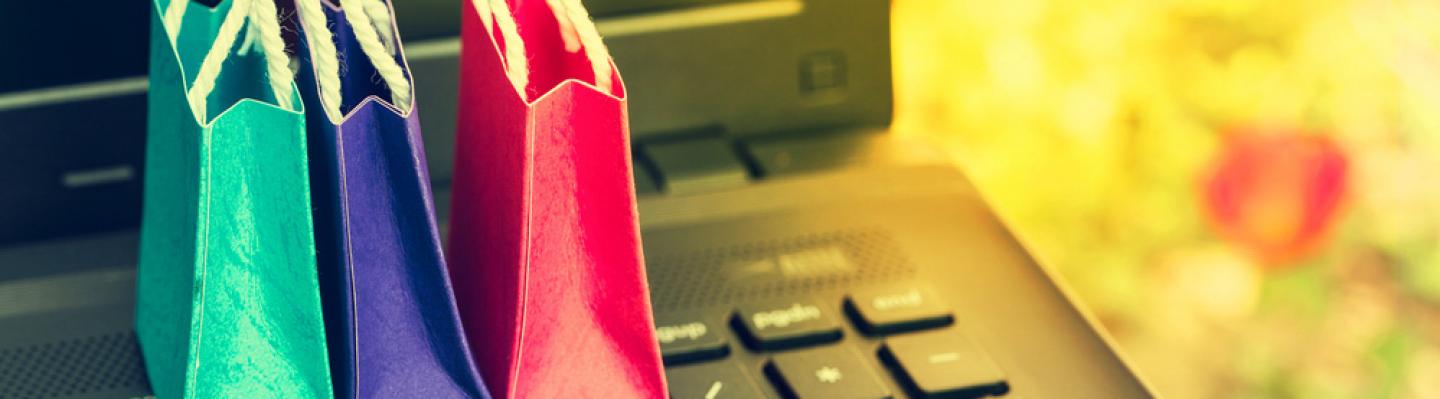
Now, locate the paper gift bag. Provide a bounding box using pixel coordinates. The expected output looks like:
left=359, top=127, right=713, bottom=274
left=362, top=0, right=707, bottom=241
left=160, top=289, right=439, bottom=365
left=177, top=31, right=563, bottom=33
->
left=291, top=0, right=491, bottom=397
left=137, top=0, right=333, bottom=397
left=448, top=0, right=666, bottom=396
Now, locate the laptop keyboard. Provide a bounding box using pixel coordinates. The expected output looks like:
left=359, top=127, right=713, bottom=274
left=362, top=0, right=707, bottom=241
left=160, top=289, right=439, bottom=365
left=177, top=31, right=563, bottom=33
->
left=655, top=283, right=1011, bottom=398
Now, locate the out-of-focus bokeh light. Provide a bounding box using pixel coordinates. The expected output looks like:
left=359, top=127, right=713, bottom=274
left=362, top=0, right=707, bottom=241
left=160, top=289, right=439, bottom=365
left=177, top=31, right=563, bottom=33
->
left=890, top=0, right=1440, bottom=397
left=1204, top=130, right=1348, bottom=267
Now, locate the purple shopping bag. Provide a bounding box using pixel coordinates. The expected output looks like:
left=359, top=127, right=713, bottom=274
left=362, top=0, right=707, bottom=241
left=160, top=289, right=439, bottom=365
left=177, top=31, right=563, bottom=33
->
left=291, top=0, right=490, bottom=397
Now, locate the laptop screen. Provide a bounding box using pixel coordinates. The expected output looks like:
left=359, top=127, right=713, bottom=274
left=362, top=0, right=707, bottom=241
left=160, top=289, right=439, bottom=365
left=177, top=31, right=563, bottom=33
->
left=0, top=0, right=750, bottom=95
left=0, top=0, right=890, bottom=245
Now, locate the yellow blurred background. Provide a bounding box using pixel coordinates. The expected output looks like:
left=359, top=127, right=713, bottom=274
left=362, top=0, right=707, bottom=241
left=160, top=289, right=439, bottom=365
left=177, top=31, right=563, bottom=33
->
left=890, top=0, right=1440, bottom=397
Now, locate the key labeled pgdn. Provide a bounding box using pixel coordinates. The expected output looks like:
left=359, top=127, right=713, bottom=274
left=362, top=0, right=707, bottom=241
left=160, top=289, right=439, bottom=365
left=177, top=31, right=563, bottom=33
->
left=734, top=298, right=843, bottom=351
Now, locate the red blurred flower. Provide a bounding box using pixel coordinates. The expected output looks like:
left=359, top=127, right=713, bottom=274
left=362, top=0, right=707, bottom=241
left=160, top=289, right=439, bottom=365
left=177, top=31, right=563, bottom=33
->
left=1203, top=128, right=1349, bottom=267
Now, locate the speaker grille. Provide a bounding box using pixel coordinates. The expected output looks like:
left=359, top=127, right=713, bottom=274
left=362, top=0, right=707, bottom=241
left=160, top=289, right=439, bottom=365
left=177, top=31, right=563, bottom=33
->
left=647, top=229, right=915, bottom=310
left=0, top=331, right=149, bottom=398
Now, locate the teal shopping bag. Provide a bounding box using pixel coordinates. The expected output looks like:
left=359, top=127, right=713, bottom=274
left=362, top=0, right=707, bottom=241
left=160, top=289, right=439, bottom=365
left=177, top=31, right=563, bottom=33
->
left=136, top=0, right=333, bottom=397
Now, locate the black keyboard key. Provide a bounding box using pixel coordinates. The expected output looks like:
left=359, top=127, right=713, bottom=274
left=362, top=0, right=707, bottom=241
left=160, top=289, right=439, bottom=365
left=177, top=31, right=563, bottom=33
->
left=633, top=158, right=660, bottom=195
left=881, top=330, right=1008, bottom=398
left=655, top=308, right=731, bottom=364
left=845, top=285, right=953, bottom=335
left=734, top=298, right=843, bottom=351
left=667, top=359, right=769, bottom=399
left=644, top=138, right=751, bottom=194
left=765, top=345, right=892, bottom=399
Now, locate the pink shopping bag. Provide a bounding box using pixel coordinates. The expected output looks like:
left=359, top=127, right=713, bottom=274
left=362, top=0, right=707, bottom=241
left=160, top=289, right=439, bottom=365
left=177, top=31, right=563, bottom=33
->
left=447, top=0, right=666, bottom=397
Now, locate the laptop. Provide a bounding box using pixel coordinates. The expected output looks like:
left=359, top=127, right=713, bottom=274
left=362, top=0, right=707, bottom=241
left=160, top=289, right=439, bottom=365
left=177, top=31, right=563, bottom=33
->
left=0, top=0, right=1152, bottom=397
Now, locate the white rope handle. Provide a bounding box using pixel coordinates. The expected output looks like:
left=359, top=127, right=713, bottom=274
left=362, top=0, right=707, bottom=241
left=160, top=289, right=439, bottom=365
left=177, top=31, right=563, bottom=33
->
left=549, top=0, right=613, bottom=94
left=295, top=0, right=345, bottom=121
left=163, top=0, right=189, bottom=43
left=183, top=0, right=248, bottom=114
left=250, top=0, right=295, bottom=109
left=338, top=0, right=412, bottom=113
left=167, top=0, right=297, bottom=116
left=473, top=0, right=612, bottom=96
left=361, top=0, right=396, bottom=54
left=297, top=0, right=412, bottom=119
left=473, top=0, right=530, bottom=94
